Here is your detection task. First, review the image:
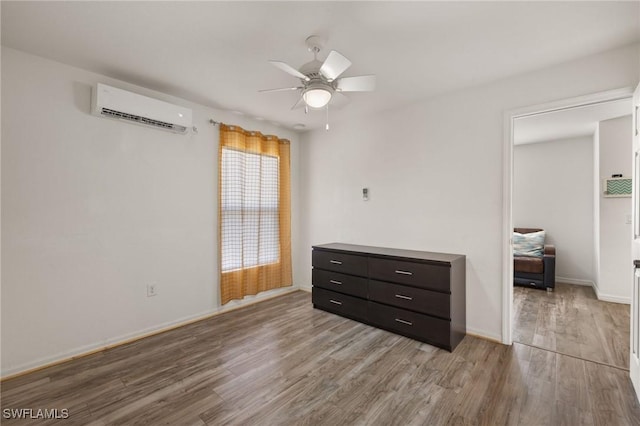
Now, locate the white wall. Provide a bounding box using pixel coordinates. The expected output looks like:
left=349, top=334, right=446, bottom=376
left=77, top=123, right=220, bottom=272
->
left=513, top=136, right=594, bottom=284
left=298, top=43, right=639, bottom=341
left=596, top=115, right=633, bottom=302
left=593, top=127, right=601, bottom=289
left=0, top=47, right=301, bottom=376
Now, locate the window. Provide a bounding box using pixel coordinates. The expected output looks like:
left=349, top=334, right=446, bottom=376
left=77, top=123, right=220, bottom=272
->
left=221, top=148, right=280, bottom=271
left=218, top=124, right=292, bottom=304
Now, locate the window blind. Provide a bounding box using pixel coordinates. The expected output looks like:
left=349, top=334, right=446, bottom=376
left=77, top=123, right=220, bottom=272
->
left=221, top=148, right=280, bottom=272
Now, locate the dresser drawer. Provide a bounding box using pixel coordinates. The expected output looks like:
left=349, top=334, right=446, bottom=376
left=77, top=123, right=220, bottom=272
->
left=368, top=257, right=450, bottom=292
left=369, top=280, right=450, bottom=319
left=312, top=249, right=368, bottom=276
left=312, top=269, right=368, bottom=298
left=368, top=301, right=450, bottom=348
left=312, top=287, right=368, bottom=322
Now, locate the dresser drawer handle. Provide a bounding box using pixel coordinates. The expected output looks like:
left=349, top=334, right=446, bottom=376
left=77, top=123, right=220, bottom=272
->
left=395, top=294, right=413, bottom=301
left=329, top=299, right=343, bottom=305
left=395, top=270, right=413, bottom=276
left=395, top=318, right=413, bottom=326
left=329, top=280, right=343, bottom=285
left=330, top=260, right=343, bottom=265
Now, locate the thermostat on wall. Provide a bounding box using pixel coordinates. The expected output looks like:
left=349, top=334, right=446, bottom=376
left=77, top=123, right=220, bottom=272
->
left=363, top=188, right=369, bottom=201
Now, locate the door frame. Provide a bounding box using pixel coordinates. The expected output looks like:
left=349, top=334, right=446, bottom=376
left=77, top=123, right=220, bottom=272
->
left=630, top=83, right=640, bottom=397
left=501, top=87, right=635, bottom=345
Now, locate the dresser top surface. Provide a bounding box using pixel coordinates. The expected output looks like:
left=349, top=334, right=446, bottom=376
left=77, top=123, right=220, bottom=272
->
left=312, top=243, right=465, bottom=264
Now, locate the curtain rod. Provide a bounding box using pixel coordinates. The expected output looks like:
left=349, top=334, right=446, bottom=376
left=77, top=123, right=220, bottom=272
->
left=209, top=119, right=221, bottom=126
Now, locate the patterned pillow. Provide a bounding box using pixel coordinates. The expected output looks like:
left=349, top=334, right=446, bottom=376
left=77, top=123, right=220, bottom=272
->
left=513, top=231, right=545, bottom=257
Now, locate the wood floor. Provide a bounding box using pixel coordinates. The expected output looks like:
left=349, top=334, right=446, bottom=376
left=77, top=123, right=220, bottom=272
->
left=513, top=282, right=630, bottom=369
left=2, top=290, right=640, bottom=425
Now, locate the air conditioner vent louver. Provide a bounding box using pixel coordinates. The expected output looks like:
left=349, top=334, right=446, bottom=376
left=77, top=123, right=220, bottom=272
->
left=91, top=83, right=192, bottom=134
left=100, top=108, right=186, bottom=132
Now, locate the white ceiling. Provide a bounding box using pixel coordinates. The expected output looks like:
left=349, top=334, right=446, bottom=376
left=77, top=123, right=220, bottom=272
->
left=514, top=98, right=632, bottom=145
left=2, top=1, right=639, bottom=131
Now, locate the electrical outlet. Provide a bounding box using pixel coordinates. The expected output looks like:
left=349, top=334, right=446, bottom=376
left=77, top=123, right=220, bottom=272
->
left=147, top=284, right=158, bottom=297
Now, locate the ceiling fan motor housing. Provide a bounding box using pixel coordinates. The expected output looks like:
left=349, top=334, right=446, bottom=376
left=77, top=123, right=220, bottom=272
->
left=299, top=60, right=323, bottom=80
left=299, top=59, right=337, bottom=92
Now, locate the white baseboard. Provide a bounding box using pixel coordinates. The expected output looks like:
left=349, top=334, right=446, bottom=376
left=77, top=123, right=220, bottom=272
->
left=556, top=276, right=595, bottom=287
left=592, top=282, right=631, bottom=304
left=1, top=286, right=299, bottom=379
left=556, top=277, right=630, bottom=304
left=466, top=327, right=502, bottom=344
left=298, top=285, right=312, bottom=293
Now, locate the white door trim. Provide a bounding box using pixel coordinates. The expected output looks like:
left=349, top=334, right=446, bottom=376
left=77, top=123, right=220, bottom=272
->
left=632, top=269, right=640, bottom=397
left=630, top=83, right=640, bottom=400
left=501, top=87, right=634, bottom=345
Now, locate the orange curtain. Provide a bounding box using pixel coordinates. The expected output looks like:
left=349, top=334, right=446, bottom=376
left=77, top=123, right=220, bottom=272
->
left=218, top=124, right=292, bottom=304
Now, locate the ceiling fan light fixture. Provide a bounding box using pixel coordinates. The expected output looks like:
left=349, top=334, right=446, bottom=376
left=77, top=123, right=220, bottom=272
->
left=303, top=87, right=332, bottom=108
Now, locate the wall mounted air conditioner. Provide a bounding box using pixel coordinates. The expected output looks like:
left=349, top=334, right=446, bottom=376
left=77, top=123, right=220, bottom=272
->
left=91, top=83, right=193, bottom=134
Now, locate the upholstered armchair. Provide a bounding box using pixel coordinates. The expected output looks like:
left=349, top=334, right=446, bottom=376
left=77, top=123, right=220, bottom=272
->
left=513, top=227, right=556, bottom=291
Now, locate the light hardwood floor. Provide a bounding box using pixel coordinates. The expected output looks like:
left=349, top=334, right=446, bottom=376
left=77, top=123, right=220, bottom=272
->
left=513, top=282, right=630, bottom=369
left=2, top=290, right=640, bottom=425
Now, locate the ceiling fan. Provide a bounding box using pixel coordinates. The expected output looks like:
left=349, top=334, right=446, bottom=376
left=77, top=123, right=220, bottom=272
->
left=261, top=35, right=375, bottom=128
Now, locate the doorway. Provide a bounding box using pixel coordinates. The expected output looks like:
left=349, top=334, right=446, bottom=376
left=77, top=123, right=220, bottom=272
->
left=502, top=88, right=635, bottom=365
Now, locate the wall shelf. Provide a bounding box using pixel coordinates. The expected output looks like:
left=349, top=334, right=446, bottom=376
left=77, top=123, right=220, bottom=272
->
left=603, top=177, right=632, bottom=198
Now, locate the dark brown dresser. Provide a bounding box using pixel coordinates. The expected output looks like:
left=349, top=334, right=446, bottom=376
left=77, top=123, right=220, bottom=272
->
left=311, top=243, right=466, bottom=351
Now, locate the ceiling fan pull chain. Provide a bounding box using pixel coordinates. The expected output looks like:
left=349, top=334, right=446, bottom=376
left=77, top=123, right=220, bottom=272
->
left=326, top=105, right=330, bottom=131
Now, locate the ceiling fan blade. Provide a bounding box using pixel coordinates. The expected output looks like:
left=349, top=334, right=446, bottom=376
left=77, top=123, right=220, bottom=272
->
left=291, top=95, right=305, bottom=110
left=268, top=61, right=309, bottom=81
left=319, top=50, right=352, bottom=81
left=259, top=87, right=301, bottom=93
left=336, top=75, right=376, bottom=92
left=330, top=91, right=350, bottom=109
